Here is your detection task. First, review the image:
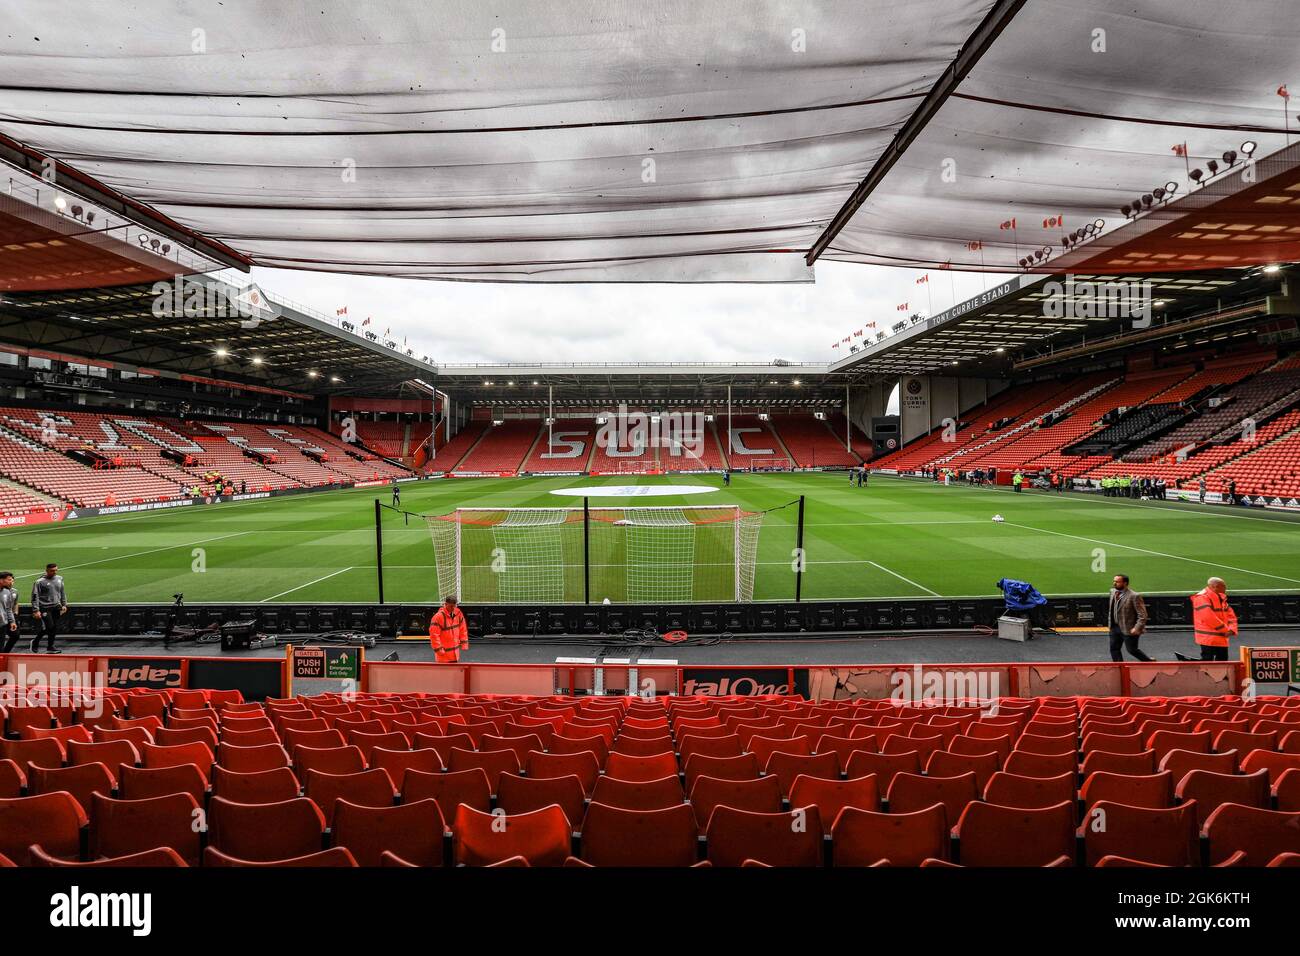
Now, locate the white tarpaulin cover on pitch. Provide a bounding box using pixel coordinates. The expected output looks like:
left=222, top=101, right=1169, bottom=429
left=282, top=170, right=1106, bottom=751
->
left=1, top=1, right=1297, bottom=281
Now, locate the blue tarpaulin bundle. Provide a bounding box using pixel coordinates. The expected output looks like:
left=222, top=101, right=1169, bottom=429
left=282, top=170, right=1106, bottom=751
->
left=997, top=578, right=1047, bottom=612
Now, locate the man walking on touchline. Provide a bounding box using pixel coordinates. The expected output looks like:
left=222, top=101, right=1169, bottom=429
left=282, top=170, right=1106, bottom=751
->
left=1108, top=573, right=1151, bottom=662
left=31, top=563, right=68, bottom=654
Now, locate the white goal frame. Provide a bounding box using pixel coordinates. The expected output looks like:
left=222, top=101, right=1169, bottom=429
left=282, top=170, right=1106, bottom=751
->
left=429, top=504, right=760, bottom=604
left=752, top=457, right=793, bottom=472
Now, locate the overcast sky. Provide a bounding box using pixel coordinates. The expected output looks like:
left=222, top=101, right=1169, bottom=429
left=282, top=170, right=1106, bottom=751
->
left=249, top=261, right=1014, bottom=366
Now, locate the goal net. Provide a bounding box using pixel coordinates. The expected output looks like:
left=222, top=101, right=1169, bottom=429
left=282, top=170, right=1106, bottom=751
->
left=616, top=459, right=656, bottom=474
left=752, top=457, right=793, bottom=472
left=427, top=505, right=763, bottom=604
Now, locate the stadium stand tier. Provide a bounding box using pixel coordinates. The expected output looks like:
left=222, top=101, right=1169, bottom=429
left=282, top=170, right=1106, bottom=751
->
left=875, top=352, right=1300, bottom=498
left=0, top=407, right=412, bottom=513
left=2, top=687, right=1298, bottom=867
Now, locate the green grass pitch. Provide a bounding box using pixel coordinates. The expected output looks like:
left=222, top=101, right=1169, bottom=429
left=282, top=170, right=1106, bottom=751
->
left=0, top=473, right=1297, bottom=605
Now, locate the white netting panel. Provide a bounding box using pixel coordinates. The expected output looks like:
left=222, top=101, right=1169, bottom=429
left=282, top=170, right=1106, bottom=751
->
left=426, top=505, right=762, bottom=603
left=491, top=509, right=570, bottom=603
left=622, top=508, right=695, bottom=602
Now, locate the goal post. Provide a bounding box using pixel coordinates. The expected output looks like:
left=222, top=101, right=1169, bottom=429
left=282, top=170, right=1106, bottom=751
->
left=752, top=457, right=793, bottom=472
left=616, top=459, right=656, bottom=475
left=426, top=504, right=764, bottom=604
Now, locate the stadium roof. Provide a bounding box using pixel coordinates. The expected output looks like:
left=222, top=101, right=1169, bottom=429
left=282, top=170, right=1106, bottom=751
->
left=0, top=1, right=1296, bottom=283
left=0, top=275, right=437, bottom=397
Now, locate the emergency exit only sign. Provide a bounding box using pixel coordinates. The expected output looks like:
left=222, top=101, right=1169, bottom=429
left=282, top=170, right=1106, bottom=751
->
left=1245, top=647, right=1300, bottom=683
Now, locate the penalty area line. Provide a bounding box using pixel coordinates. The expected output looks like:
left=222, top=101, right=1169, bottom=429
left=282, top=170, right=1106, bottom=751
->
left=260, top=566, right=355, bottom=602
left=866, top=560, right=940, bottom=596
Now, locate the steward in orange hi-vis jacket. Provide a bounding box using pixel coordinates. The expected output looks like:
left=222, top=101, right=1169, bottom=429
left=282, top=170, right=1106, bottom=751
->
left=1190, top=577, right=1237, bottom=662
left=429, top=596, right=469, bottom=663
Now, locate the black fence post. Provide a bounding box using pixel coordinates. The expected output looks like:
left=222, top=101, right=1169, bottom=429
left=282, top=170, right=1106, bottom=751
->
left=375, top=498, right=385, bottom=604
left=583, top=496, right=591, bottom=605
left=795, top=494, right=806, bottom=602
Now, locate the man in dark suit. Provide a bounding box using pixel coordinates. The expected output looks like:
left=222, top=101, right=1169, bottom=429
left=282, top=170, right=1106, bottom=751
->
left=1108, top=573, right=1152, bottom=662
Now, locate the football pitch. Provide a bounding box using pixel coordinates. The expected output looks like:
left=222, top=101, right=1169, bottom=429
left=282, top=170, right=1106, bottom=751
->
left=0, top=473, right=1298, bottom=605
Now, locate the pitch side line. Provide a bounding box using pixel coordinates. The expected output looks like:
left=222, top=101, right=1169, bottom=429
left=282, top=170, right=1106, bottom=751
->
left=865, top=560, right=940, bottom=596
left=872, top=474, right=1300, bottom=528
left=1000, top=521, right=1300, bottom=586
left=11, top=530, right=252, bottom=579
left=261, top=566, right=355, bottom=602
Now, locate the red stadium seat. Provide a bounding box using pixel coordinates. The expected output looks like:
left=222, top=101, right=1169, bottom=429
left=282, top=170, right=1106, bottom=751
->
left=589, top=775, right=684, bottom=811
left=117, top=764, right=207, bottom=805
left=525, top=750, right=601, bottom=795
left=579, top=802, right=699, bottom=867
left=217, top=742, right=291, bottom=774
left=453, top=804, right=571, bottom=867
left=830, top=804, right=948, bottom=867
left=0, top=792, right=87, bottom=864
left=844, top=750, right=921, bottom=792
left=212, top=766, right=301, bottom=804
left=887, top=771, right=979, bottom=826
left=983, top=770, right=1076, bottom=813
left=762, top=751, right=839, bottom=796
left=207, top=797, right=327, bottom=863
left=706, top=805, right=823, bottom=867
left=30, top=845, right=187, bottom=868
left=0, top=759, right=25, bottom=798
left=1159, top=748, right=1237, bottom=784
left=294, top=745, right=366, bottom=778
left=140, top=741, right=214, bottom=783
left=1079, top=749, right=1156, bottom=778
left=204, top=847, right=356, bottom=868
left=1080, top=801, right=1198, bottom=867
left=27, top=762, right=115, bottom=816
left=369, top=747, right=443, bottom=791
left=497, top=772, right=586, bottom=827
left=604, top=750, right=678, bottom=783
left=1275, top=768, right=1300, bottom=812
left=410, top=732, right=476, bottom=764
left=1239, top=750, right=1300, bottom=785
left=89, top=792, right=201, bottom=866
left=683, top=753, right=759, bottom=792
left=925, top=750, right=999, bottom=789
left=1174, top=768, right=1270, bottom=826
left=954, top=801, right=1075, bottom=867
left=447, top=747, right=520, bottom=792
left=787, top=773, right=880, bottom=832
left=0, top=737, right=64, bottom=769
left=1203, top=804, right=1300, bottom=866
left=402, top=768, right=493, bottom=825
left=1080, top=770, right=1173, bottom=809
left=303, top=768, right=397, bottom=826
left=331, top=798, right=446, bottom=867
left=689, top=774, right=782, bottom=832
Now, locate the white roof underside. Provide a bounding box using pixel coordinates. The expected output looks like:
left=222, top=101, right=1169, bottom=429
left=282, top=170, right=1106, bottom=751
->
left=0, top=1, right=1297, bottom=281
